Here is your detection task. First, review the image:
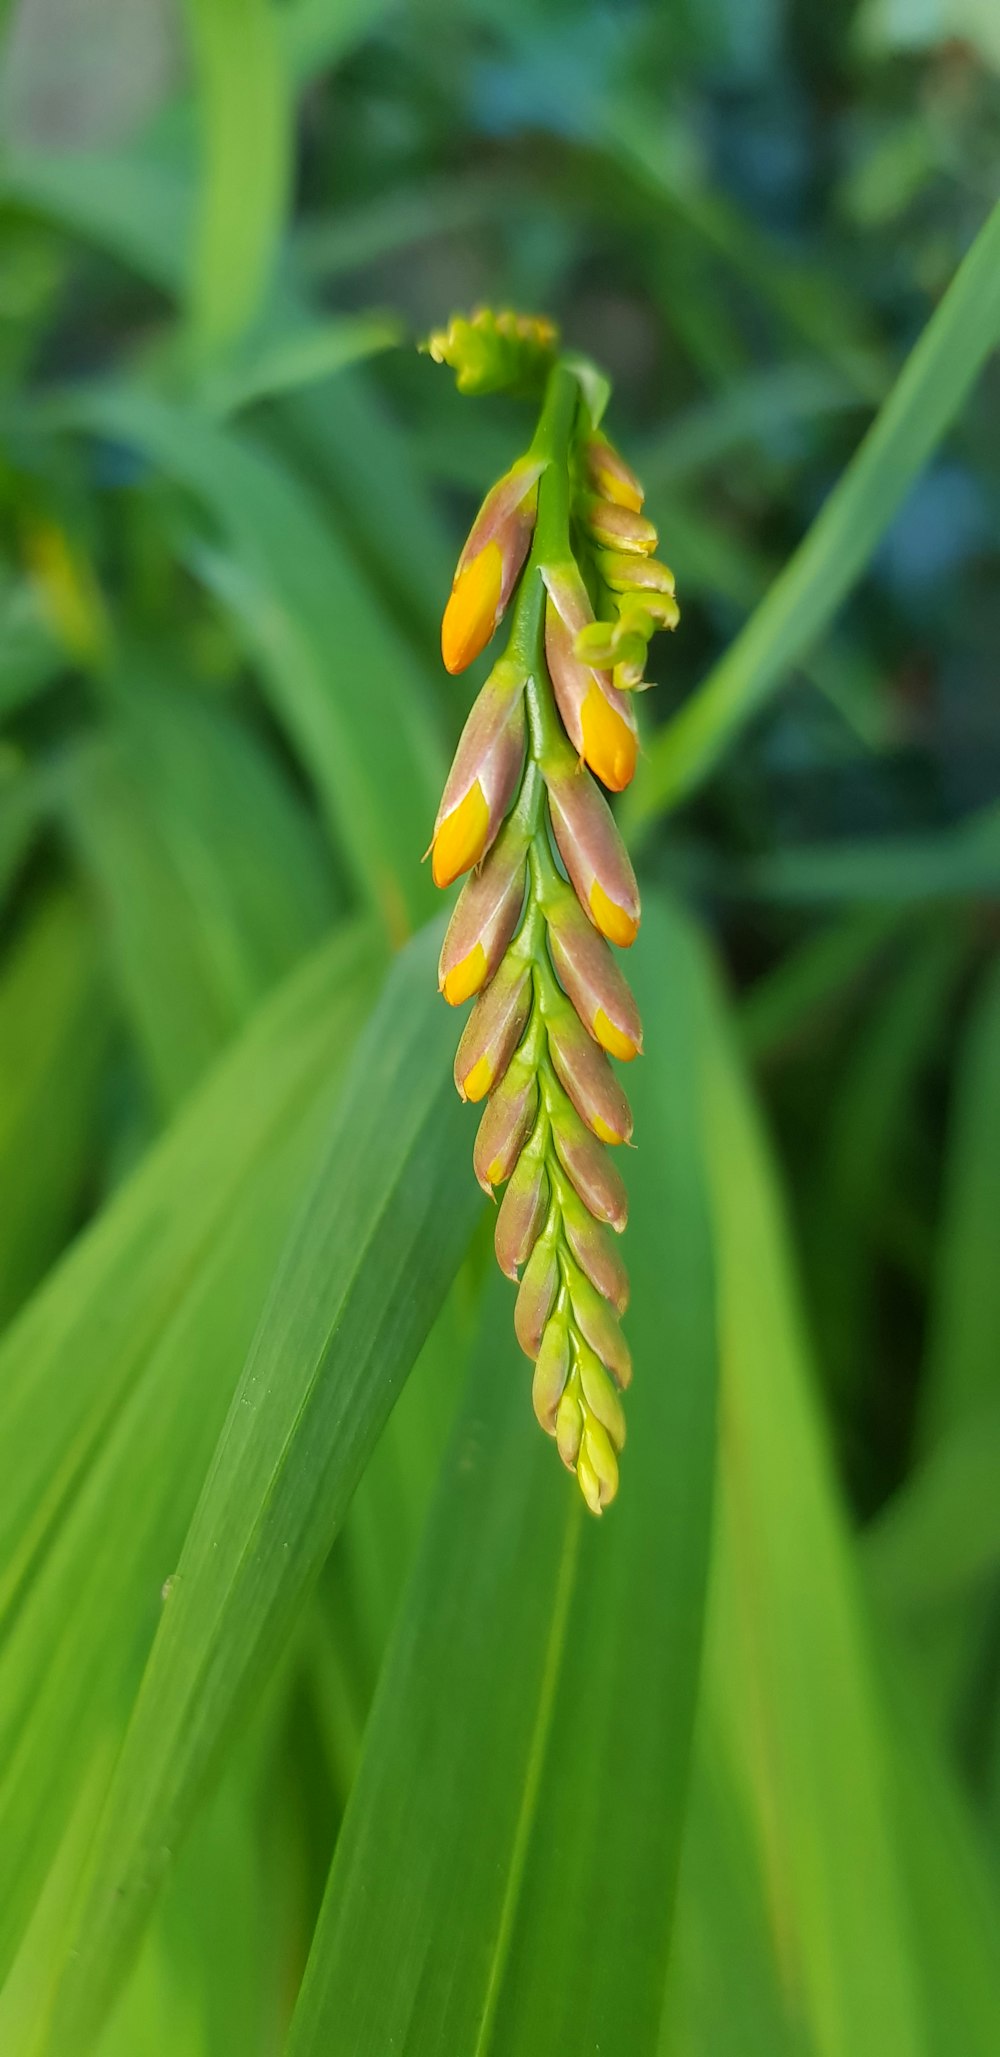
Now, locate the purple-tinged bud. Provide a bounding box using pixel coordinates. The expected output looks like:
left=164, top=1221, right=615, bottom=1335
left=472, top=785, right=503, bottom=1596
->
left=439, top=817, right=528, bottom=1006
left=546, top=999, right=633, bottom=1146
left=578, top=1346, right=627, bottom=1450
left=560, top=1192, right=630, bottom=1314
left=568, top=1265, right=632, bottom=1389
left=532, top=1313, right=571, bottom=1433
left=546, top=887, right=643, bottom=1061
left=514, top=1233, right=559, bottom=1358
left=495, top=1149, right=548, bottom=1280
left=432, top=661, right=527, bottom=889
left=472, top=1061, right=537, bottom=1193
left=551, top=1104, right=629, bottom=1232
left=454, top=955, right=530, bottom=1103
left=555, top=1385, right=584, bottom=1469
left=585, top=435, right=644, bottom=514
left=577, top=1417, right=619, bottom=1513
left=442, top=460, right=545, bottom=675
left=582, top=497, right=658, bottom=555
left=544, top=758, right=640, bottom=949
left=544, top=598, right=638, bottom=794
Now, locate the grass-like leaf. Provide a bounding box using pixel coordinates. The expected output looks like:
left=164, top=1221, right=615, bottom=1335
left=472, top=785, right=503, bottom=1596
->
left=287, top=895, right=718, bottom=2057
left=625, top=196, right=1000, bottom=826
left=44, top=922, right=480, bottom=2051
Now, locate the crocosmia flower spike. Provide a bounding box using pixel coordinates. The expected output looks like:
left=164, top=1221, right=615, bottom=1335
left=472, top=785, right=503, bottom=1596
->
left=425, top=307, right=679, bottom=1514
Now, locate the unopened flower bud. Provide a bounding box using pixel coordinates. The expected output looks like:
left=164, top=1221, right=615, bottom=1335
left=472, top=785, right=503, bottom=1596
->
left=441, top=459, right=545, bottom=673
left=582, top=498, right=658, bottom=556
left=598, top=554, right=678, bottom=605
left=438, top=817, right=528, bottom=1005
left=544, top=758, right=641, bottom=949
left=585, top=434, right=644, bottom=514
left=551, top=1103, right=629, bottom=1232
left=568, top=1266, right=632, bottom=1388
left=472, top=1058, right=537, bottom=1192
left=544, top=598, right=637, bottom=793
left=578, top=1346, right=627, bottom=1449
left=560, top=1188, right=630, bottom=1313
left=495, top=1148, right=548, bottom=1281
left=546, top=886, right=642, bottom=1060
left=546, top=998, right=633, bottom=1145
left=577, top=1416, right=619, bottom=1514
left=555, top=1385, right=584, bottom=1469
left=454, top=955, right=530, bottom=1102
left=532, top=1314, right=571, bottom=1433
left=432, top=662, right=526, bottom=888
left=514, top=1233, right=559, bottom=1358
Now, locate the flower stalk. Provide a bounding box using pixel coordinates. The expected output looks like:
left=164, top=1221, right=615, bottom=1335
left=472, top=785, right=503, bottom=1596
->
left=427, top=312, right=678, bottom=1512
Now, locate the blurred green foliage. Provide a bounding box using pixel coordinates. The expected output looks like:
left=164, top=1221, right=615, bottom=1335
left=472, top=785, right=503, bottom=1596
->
left=0, top=1, right=999, bottom=2053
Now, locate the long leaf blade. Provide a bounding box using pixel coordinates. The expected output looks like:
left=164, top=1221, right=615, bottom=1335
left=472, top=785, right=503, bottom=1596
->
left=45, top=922, right=479, bottom=2051
left=287, top=895, right=718, bottom=2057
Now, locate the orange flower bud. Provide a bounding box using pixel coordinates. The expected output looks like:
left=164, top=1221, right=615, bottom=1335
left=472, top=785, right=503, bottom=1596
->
left=546, top=999, right=633, bottom=1146
left=441, top=544, right=504, bottom=674
left=438, top=818, right=528, bottom=1004
left=431, top=663, right=526, bottom=888
left=454, top=956, right=530, bottom=1102
left=472, top=1061, right=537, bottom=1192
left=514, top=1235, right=559, bottom=1358
left=585, top=434, right=644, bottom=514
left=551, top=1104, right=629, bottom=1232
left=441, top=459, right=544, bottom=673
left=546, top=888, right=643, bottom=1060
left=544, top=596, right=637, bottom=793
left=544, top=759, right=641, bottom=948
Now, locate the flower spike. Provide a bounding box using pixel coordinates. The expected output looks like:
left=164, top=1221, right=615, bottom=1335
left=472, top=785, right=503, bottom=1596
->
left=426, top=311, right=680, bottom=1513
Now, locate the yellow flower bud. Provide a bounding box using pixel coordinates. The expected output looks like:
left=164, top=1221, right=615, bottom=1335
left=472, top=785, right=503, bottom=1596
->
left=441, top=542, right=504, bottom=674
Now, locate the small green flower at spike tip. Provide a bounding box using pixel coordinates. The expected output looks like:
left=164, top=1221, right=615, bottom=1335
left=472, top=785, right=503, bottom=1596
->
left=426, top=308, right=679, bottom=1514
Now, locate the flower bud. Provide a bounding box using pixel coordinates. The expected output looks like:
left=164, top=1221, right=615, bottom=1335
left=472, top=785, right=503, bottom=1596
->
left=544, top=759, right=640, bottom=949
left=454, top=955, right=530, bottom=1102
left=494, top=1148, right=548, bottom=1280
left=432, top=662, right=526, bottom=888
left=598, top=554, right=678, bottom=604
left=568, top=1266, right=632, bottom=1388
left=577, top=1416, right=619, bottom=1514
left=555, top=1385, right=584, bottom=1469
left=438, top=818, right=528, bottom=1005
left=514, top=1234, right=559, bottom=1358
left=532, top=1314, right=571, bottom=1433
left=544, top=599, right=637, bottom=794
left=582, top=498, right=658, bottom=556
left=560, top=1189, right=630, bottom=1313
left=578, top=1346, right=627, bottom=1449
left=546, top=887, right=642, bottom=1060
left=585, top=435, right=644, bottom=514
left=551, top=1103, right=629, bottom=1232
left=546, top=998, right=633, bottom=1146
left=441, top=459, right=544, bottom=673
left=472, top=1059, right=537, bottom=1192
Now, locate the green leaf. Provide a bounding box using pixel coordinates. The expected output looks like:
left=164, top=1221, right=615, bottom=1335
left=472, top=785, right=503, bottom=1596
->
left=57, top=675, right=340, bottom=1111
left=738, top=907, right=901, bottom=1064
left=918, top=955, right=1000, bottom=1444
left=0, top=920, right=385, bottom=1621
left=625, top=196, right=1000, bottom=827
left=693, top=911, right=926, bottom=2055
left=715, top=808, right=1000, bottom=906
left=286, top=895, right=718, bottom=2057
left=0, top=891, right=108, bottom=1328
left=45, top=922, right=480, bottom=2051
left=182, top=0, right=292, bottom=353
left=53, top=383, right=444, bottom=940
left=202, top=311, right=403, bottom=417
